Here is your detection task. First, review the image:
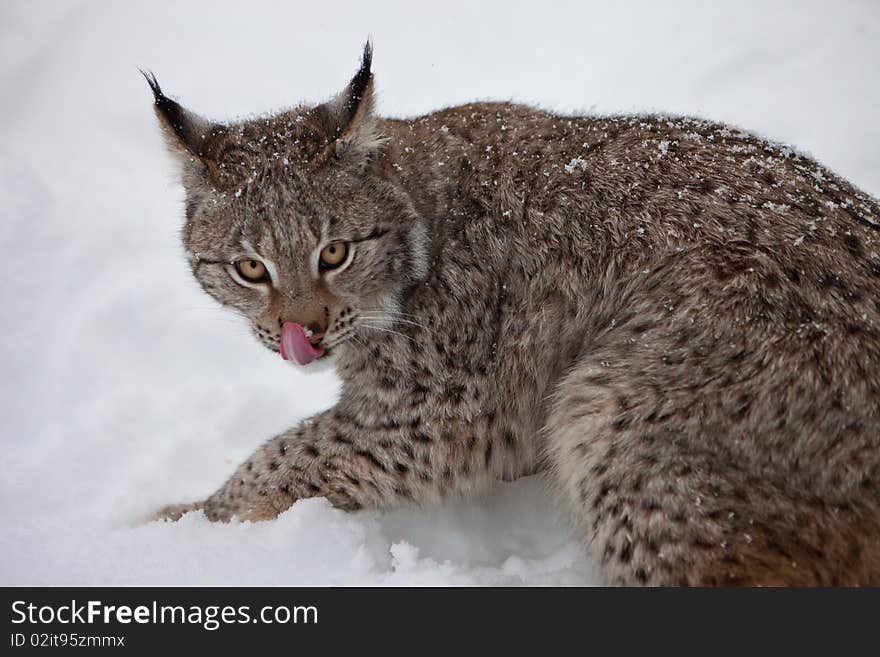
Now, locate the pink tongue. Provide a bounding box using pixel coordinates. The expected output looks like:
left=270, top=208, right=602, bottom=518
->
left=280, top=322, right=324, bottom=366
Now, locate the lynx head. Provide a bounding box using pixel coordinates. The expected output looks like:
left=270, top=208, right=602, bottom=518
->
left=146, top=43, right=429, bottom=369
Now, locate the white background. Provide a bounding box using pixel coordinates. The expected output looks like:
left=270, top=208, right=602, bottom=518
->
left=1, top=0, right=878, bottom=585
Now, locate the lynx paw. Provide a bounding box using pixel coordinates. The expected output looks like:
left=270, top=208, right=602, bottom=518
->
left=150, top=502, right=203, bottom=522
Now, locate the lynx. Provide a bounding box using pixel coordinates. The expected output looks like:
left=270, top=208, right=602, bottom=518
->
left=146, top=44, right=880, bottom=585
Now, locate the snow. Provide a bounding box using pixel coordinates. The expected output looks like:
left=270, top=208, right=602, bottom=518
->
left=565, top=156, right=589, bottom=174
left=1, top=0, right=879, bottom=586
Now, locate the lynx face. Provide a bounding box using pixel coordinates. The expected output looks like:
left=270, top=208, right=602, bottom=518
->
left=147, top=45, right=428, bottom=367
left=181, top=155, right=427, bottom=367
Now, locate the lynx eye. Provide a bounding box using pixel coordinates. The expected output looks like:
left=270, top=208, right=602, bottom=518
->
left=234, top=259, right=269, bottom=283
left=319, top=242, right=349, bottom=271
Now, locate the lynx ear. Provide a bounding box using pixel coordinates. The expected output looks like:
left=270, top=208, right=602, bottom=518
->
left=141, top=70, right=224, bottom=171
left=319, top=42, right=387, bottom=171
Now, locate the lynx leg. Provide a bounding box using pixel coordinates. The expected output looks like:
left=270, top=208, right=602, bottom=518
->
left=152, top=403, right=529, bottom=523
left=545, top=371, right=880, bottom=586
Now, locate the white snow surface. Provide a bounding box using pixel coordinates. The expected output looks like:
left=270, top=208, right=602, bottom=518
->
left=2, top=0, right=878, bottom=586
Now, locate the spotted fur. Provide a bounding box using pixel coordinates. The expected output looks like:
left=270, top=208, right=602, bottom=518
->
left=148, top=44, right=880, bottom=586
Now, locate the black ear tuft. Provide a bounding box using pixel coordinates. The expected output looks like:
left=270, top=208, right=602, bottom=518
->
left=139, top=68, right=161, bottom=98
left=141, top=69, right=173, bottom=116
left=141, top=69, right=218, bottom=159
left=314, top=40, right=386, bottom=171
left=140, top=70, right=187, bottom=140
left=349, top=40, right=373, bottom=107
left=332, top=41, right=374, bottom=132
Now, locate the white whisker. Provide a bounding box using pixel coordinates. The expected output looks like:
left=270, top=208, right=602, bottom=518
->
left=358, top=323, right=419, bottom=344
left=360, top=307, right=426, bottom=320
left=359, top=313, right=432, bottom=333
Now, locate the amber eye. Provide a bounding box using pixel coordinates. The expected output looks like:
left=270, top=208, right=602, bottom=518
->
left=319, top=242, right=349, bottom=270
left=234, top=259, right=269, bottom=283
